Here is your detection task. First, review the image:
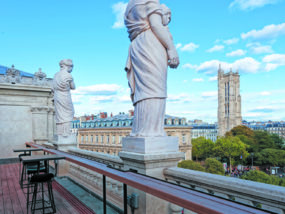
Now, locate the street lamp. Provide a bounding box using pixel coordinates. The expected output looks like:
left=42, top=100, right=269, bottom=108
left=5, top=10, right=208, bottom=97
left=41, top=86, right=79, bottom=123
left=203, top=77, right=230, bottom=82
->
left=251, top=153, right=254, bottom=169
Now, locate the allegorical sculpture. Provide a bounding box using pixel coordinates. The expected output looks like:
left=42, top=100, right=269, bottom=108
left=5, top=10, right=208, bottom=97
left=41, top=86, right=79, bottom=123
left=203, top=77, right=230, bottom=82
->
left=53, top=59, right=75, bottom=138
left=125, top=0, right=179, bottom=137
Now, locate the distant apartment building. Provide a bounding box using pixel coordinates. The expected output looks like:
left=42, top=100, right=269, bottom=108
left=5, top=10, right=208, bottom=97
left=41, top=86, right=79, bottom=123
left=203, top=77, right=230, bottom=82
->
left=189, top=120, right=218, bottom=142
left=72, top=112, right=192, bottom=160
left=218, top=66, right=242, bottom=136
left=243, top=121, right=285, bottom=139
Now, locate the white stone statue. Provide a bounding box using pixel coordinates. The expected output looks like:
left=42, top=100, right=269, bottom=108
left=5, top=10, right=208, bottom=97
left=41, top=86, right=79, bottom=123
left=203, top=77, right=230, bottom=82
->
left=53, top=59, right=75, bottom=137
left=124, top=0, right=179, bottom=137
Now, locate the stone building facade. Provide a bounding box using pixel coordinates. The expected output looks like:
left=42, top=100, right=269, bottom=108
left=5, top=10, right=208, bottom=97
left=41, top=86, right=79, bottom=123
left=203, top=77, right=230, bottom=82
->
left=191, top=124, right=218, bottom=142
left=73, top=114, right=192, bottom=160
left=0, top=65, right=54, bottom=158
left=218, top=66, right=242, bottom=136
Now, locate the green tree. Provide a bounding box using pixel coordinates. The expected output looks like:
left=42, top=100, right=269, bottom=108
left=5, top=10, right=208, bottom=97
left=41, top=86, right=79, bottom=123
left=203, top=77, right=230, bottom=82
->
left=254, top=131, right=276, bottom=152
left=226, top=125, right=255, bottom=139
left=205, top=158, right=225, bottom=175
left=255, top=149, right=285, bottom=167
left=214, top=136, right=249, bottom=172
left=269, top=133, right=284, bottom=150
left=192, top=137, right=215, bottom=161
left=178, top=160, right=205, bottom=172
left=241, top=170, right=284, bottom=186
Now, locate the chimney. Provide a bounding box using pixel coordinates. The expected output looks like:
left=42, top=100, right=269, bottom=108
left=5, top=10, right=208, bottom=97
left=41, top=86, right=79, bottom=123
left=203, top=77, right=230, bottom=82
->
left=129, top=110, right=134, bottom=116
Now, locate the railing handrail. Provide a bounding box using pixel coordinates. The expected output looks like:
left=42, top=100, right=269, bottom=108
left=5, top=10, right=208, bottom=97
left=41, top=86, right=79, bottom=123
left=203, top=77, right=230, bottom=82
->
left=26, top=142, right=269, bottom=214
left=68, top=147, right=123, bottom=165
left=164, top=167, right=285, bottom=205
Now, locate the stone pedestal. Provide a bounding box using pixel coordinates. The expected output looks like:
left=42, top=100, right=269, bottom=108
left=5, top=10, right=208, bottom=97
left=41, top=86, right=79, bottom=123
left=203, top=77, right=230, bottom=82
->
left=119, top=136, right=184, bottom=214
left=52, top=134, right=77, bottom=152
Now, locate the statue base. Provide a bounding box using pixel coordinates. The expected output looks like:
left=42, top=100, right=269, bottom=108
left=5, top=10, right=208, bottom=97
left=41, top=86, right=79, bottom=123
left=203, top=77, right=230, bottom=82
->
left=119, top=136, right=184, bottom=178
left=119, top=136, right=184, bottom=214
left=52, top=134, right=77, bottom=151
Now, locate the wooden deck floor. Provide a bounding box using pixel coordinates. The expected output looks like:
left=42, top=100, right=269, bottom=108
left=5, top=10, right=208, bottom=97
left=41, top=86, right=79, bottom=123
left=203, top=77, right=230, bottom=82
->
left=0, top=163, right=96, bottom=214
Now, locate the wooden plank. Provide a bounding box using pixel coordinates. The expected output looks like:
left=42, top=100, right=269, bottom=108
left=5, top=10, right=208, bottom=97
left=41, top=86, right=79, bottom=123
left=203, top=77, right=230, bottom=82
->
left=2, top=164, right=14, bottom=214
left=1, top=163, right=97, bottom=214
left=0, top=165, right=5, bottom=214
left=10, top=163, right=27, bottom=214
left=7, top=163, right=24, bottom=214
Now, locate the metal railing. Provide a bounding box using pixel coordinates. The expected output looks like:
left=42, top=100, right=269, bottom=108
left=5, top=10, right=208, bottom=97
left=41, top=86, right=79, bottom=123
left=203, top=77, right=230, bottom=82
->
left=26, top=142, right=269, bottom=214
left=164, top=167, right=285, bottom=213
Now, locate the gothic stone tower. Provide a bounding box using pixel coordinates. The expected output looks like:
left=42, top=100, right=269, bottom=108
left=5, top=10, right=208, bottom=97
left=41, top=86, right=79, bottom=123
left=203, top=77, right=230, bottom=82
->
left=218, top=66, right=242, bottom=136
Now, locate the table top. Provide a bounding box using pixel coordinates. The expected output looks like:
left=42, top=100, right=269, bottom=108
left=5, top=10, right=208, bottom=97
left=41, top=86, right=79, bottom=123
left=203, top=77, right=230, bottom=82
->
left=21, top=154, right=65, bottom=163
left=13, top=148, right=43, bottom=152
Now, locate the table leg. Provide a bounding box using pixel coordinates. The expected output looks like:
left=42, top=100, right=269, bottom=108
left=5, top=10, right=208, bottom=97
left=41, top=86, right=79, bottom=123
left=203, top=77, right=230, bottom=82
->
left=54, top=160, right=58, bottom=176
left=20, top=163, right=25, bottom=188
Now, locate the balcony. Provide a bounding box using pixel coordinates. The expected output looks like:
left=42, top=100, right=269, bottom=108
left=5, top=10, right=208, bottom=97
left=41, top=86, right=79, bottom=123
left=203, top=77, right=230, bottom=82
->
left=1, top=142, right=281, bottom=214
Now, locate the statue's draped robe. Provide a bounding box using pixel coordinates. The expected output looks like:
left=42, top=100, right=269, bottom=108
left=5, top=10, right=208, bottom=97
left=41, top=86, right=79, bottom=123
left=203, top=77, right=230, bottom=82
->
left=125, top=0, right=167, bottom=104
left=53, top=70, right=74, bottom=124
left=125, top=0, right=167, bottom=136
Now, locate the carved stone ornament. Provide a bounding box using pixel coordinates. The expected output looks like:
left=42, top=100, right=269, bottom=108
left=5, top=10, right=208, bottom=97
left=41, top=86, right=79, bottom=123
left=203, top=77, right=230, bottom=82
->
left=4, top=65, right=21, bottom=84
left=33, top=68, right=47, bottom=85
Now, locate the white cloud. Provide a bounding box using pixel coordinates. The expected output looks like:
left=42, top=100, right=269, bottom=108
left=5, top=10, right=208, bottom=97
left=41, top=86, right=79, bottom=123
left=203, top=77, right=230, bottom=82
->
left=73, top=84, right=122, bottom=95
left=209, top=76, right=218, bottom=81
left=192, top=78, right=204, bottom=82
left=260, top=91, right=271, bottom=96
left=207, top=45, right=224, bottom=53
left=193, top=57, right=260, bottom=74
left=168, top=93, right=192, bottom=103
left=182, top=63, right=197, bottom=70
left=201, top=91, right=218, bottom=98
left=196, top=60, right=227, bottom=74
left=223, top=38, right=239, bottom=45
left=263, top=54, right=285, bottom=71
left=180, top=43, right=199, bottom=52
left=265, top=63, right=278, bottom=71
left=229, top=0, right=281, bottom=11
left=263, top=53, right=285, bottom=64
left=241, top=22, right=285, bottom=40
left=247, top=42, right=273, bottom=54
left=232, top=57, right=260, bottom=73
left=226, top=49, right=246, bottom=57
left=112, top=2, right=127, bottom=29
left=176, top=43, right=182, bottom=49
left=72, top=84, right=133, bottom=116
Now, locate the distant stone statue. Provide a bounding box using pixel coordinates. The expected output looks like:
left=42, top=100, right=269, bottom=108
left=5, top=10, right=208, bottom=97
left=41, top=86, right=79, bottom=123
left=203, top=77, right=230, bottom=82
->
left=125, top=0, right=179, bottom=137
left=53, top=59, right=75, bottom=137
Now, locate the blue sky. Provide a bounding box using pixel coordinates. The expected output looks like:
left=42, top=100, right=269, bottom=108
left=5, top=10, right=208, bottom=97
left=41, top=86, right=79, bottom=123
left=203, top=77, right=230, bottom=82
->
left=1, top=0, right=285, bottom=122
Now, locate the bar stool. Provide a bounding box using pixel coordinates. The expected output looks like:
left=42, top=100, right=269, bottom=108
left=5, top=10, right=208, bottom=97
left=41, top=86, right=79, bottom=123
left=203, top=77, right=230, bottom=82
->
left=28, top=173, right=56, bottom=214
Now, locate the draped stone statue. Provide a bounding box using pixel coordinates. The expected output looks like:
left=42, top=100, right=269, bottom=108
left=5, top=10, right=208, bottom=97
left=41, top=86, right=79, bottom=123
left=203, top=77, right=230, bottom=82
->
left=53, top=59, right=75, bottom=137
left=124, top=0, right=179, bottom=137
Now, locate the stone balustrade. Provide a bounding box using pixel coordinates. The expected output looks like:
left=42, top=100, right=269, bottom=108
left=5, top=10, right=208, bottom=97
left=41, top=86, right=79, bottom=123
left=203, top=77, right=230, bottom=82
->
left=68, top=162, right=124, bottom=208
left=68, top=147, right=124, bottom=169
left=164, top=167, right=285, bottom=214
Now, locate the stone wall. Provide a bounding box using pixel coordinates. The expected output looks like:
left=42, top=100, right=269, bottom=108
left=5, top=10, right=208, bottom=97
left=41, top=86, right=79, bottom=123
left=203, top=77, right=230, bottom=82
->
left=0, top=71, right=54, bottom=159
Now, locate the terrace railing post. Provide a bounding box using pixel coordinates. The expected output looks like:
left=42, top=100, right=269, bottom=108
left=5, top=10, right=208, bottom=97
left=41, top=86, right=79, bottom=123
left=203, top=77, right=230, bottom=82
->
left=103, top=175, right=107, bottom=214
left=124, top=183, right=128, bottom=214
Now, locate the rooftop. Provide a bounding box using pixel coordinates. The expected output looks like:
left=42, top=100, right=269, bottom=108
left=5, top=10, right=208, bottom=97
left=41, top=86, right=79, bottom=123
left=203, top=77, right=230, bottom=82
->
left=0, top=65, right=34, bottom=78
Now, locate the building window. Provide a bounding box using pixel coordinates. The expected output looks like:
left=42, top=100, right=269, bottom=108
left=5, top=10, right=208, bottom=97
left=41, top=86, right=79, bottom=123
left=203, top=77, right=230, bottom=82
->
left=112, top=136, right=115, bottom=144
left=91, top=135, right=93, bottom=143
left=182, top=134, right=186, bottom=143
left=96, top=135, right=98, bottom=143
left=85, top=135, right=88, bottom=142
left=119, top=136, right=122, bottom=144
left=81, top=135, right=84, bottom=142
left=107, top=135, right=109, bottom=143
left=101, top=135, right=103, bottom=143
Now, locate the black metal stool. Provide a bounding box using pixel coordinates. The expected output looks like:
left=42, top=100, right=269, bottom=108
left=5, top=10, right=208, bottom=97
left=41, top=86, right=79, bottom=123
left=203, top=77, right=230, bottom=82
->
left=18, top=153, right=30, bottom=186
left=28, top=173, right=56, bottom=214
